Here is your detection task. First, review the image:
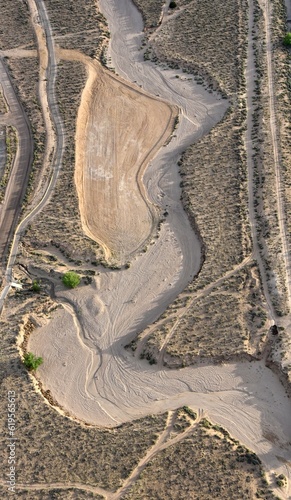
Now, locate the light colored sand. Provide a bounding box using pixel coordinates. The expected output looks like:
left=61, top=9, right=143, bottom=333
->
left=75, top=60, right=177, bottom=264
left=28, top=0, right=291, bottom=495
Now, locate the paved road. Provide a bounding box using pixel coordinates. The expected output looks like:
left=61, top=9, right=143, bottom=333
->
left=0, top=58, right=33, bottom=271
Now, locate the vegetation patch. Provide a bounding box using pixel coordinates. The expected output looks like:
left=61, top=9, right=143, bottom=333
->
left=62, top=271, right=81, bottom=289
left=131, top=0, right=165, bottom=29
left=23, top=352, right=43, bottom=371
left=45, top=0, right=108, bottom=59
left=0, top=0, right=35, bottom=50
left=0, top=126, right=17, bottom=203
left=140, top=264, right=267, bottom=366
left=150, top=0, right=248, bottom=97
left=124, top=421, right=276, bottom=499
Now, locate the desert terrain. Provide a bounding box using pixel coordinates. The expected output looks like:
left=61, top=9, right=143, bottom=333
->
left=0, top=0, right=291, bottom=499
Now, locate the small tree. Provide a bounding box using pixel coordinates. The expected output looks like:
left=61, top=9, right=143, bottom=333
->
left=169, top=1, right=177, bottom=8
left=62, top=271, right=81, bottom=288
left=283, top=33, right=291, bottom=46
left=23, top=352, right=43, bottom=371
left=32, top=280, right=40, bottom=292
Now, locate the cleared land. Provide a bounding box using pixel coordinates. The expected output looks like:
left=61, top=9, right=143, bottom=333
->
left=75, top=59, right=177, bottom=264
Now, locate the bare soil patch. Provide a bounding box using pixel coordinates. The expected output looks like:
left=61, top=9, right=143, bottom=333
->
left=75, top=59, right=177, bottom=264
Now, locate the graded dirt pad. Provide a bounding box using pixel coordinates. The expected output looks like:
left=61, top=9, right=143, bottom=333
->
left=76, top=62, right=177, bottom=264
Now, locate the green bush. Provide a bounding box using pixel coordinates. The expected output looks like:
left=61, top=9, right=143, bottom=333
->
left=32, top=280, right=40, bottom=292
left=283, top=33, right=291, bottom=46
left=169, top=1, right=177, bottom=8
left=62, top=271, right=81, bottom=288
left=23, top=352, right=43, bottom=371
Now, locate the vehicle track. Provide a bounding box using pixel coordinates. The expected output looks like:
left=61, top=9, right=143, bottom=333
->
left=261, top=0, right=291, bottom=312
left=245, top=0, right=276, bottom=323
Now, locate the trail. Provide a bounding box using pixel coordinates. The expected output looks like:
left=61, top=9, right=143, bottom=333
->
left=262, top=0, right=291, bottom=311
left=245, top=0, right=276, bottom=323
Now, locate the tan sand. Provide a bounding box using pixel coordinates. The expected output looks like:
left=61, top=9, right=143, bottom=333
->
left=75, top=61, right=177, bottom=264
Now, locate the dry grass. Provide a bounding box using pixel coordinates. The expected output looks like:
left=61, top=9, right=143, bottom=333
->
left=151, top=0, right=248, bottom=97
left=0, top=84, right=7, bottom=113
left=180, top=110, right=250, bottom=290
left=131, top=0, right=164, bottom=28
left=45, top=0, right=108, bottom=59
left=0, top=0, right=35, bottom=51
left=0, top=126, right=17, bottom=203
left=140, top=263, right=267, bottom=366
left=124, top=419, right=276, bottom=500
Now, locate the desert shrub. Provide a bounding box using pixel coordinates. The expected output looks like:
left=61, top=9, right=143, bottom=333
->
left=169, top=1, right=177, bottom=8
left=62, top=271, right=81, bottom=288
left=23, top=353, right=43, bottom=371
left=32, top=280, right=40, bottom=292
left=283, top=33, right=291, bottom=46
